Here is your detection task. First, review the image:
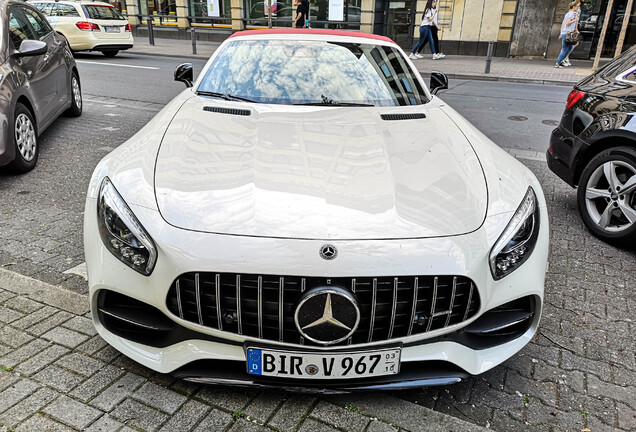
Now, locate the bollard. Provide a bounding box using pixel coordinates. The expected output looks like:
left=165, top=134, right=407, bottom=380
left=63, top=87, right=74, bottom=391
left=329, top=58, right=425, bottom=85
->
left=484, top=40, right=494, bottom=74
left=191, top=27, right=197, bottom=55
left=147, top=17, right=155, bottom=46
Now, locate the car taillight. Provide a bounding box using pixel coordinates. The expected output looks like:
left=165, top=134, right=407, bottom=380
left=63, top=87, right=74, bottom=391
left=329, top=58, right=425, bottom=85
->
left=566, top=89, right=585, bottom=109
left=76, top=21, right=100, bottom=31
left=125, top=23, right=131, bottom=31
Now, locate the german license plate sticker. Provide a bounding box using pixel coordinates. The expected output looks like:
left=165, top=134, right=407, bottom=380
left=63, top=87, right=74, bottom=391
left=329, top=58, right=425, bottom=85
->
left=246, top=347, right=400, bottom=379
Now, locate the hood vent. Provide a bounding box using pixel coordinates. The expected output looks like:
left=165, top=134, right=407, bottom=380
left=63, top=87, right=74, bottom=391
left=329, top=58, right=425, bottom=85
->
left=203, top=106, right=251, bottom=116
left=381, top=113, right=426, bottom=121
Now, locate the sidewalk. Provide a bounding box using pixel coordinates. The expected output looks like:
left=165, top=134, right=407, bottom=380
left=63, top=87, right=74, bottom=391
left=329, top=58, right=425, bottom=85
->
left=128, top=36, right=596, bottom=86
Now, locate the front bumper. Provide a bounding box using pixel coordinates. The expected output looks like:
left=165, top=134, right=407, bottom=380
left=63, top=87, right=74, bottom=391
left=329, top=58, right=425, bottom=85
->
left=85, top=195, right=549, bottom=390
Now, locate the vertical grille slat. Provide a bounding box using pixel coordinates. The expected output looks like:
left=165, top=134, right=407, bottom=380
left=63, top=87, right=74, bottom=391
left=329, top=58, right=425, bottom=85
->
left=407, top=277, right=418, bottom=336
left=215, top=274, right=222, bottom=331
left=426, top=277, right=438, bottom=332
left=167, top=273, right=480, bottom=347
left=195, top=273, right=203, bottom=325
left=257, top=276, right=263, bottom=339
left=278, top=277, right=284, bottom=342
left=463, top=283, right=474, bottom=321
left=445, top=277, right=458, bottom=328
left=387, top=277, right=398, bottom=339
left=236, top=275, right=243, bottom=335
left=176, top=279, right=184, bottom=319
left=368, top=278, right=378, bottom=342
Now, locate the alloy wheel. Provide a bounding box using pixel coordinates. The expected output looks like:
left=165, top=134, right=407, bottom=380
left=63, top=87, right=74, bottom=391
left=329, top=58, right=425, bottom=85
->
left=584, top=160, right=636, bottom=232
left=72, top=76, right=82, bottom=110
left=15, top=113, right=36, bottom=162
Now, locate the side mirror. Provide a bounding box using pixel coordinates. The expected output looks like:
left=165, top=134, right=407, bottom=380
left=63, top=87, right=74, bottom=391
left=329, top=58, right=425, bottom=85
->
left=174, top=63, right=193, bottom=88
left=429, top=71, right=448, bottom=95
left=12, top=40, right=47, bottom=58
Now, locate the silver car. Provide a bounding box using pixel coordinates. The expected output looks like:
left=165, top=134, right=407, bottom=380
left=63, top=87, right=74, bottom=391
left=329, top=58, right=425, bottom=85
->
left=0, top=0, right=82, bottom=173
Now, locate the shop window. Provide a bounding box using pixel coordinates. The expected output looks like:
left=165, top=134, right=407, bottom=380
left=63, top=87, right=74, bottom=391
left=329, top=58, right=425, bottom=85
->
left=139, top=0, right=178, bottom=25
left=243, top=0, right=361, bottom=29
left=190, top=0, right=232, bottom=24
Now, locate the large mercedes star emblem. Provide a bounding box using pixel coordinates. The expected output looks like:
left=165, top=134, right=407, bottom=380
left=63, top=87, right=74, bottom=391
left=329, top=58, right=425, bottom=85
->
left=319, top=244, right=338, bottom=260
left=294, top=287, right=360, bottom=345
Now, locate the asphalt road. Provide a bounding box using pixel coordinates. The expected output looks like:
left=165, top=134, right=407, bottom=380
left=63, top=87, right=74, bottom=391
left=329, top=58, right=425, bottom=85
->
left=73, top=52, right=209, bottom=104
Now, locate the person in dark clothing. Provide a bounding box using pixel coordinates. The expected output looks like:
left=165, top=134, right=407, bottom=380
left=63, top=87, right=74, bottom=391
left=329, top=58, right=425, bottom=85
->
left=294, top=0, right=310, bottom=28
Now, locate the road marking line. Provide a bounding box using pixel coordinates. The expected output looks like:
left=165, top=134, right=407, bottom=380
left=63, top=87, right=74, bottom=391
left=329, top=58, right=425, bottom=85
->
left=100, top=127, right=120, bottom=132
left=76, top=60, right=159, bottom=70
left=505, top=148, right=545, bottom=162
left=104, top=113, right=120, bottom=117
left=64, top=263, right=88, bottom=281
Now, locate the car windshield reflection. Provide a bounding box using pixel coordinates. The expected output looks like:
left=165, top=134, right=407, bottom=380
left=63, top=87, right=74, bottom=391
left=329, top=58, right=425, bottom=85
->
left=197, top=39, right=428, bottom=106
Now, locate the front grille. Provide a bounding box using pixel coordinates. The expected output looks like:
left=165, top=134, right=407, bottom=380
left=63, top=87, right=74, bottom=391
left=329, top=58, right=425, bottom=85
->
left=166, top=273, right=480, bottom=346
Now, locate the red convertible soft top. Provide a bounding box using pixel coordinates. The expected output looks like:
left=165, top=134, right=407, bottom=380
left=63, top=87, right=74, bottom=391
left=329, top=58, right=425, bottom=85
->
left=229, top=28, right=395, bottom=44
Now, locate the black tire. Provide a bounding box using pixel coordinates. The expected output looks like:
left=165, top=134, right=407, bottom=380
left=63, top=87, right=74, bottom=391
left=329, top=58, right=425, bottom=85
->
left=64, top=71, right=82, bottom=117
left=6, top=103, right=38, bottom=174
left=576, top=146, right=636, bottom=246
left=102, top=50, right=119, bottom=57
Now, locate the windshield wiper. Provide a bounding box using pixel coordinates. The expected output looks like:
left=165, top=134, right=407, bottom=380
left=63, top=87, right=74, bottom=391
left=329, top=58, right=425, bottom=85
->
left=293, top=102, right=375, bottom=107
left=196, top=91, right=258, bottom=103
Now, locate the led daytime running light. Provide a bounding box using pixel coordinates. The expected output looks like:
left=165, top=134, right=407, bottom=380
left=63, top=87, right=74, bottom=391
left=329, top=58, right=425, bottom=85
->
left=489, top=187, right=539, bottom=280
left=98, top=177, right=157, bottom=275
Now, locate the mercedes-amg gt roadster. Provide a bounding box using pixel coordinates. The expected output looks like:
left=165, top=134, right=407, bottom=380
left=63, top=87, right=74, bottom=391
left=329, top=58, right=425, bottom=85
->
left=84, top=29, right=549, bottom=392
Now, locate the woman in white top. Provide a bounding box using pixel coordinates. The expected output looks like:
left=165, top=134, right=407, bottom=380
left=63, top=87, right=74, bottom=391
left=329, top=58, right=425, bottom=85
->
left=410, top=0, right=438, bottom=60
left=556, top=1, right=580, bottom=68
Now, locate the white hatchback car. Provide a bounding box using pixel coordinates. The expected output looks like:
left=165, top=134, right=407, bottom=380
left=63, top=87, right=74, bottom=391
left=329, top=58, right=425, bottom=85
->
left=84, top=29, right=549, bottom=391
left=29, top=0, right=133, bottom=56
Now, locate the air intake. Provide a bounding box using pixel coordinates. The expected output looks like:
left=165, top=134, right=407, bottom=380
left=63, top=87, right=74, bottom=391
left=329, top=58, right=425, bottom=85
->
left=380, top=113, right=426, bottom=121
left=203, top=106, right=251, bottom=116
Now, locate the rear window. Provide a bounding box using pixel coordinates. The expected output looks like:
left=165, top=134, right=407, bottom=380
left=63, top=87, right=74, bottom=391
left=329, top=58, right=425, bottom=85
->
left=52, top=4, right=81, bottom=17
left=83, top=5, right=125, bottom=19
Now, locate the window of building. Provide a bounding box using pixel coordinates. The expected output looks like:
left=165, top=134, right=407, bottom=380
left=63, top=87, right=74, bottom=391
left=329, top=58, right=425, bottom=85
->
left=189, top=0, right=232, bottom=24
left=243, top=0, right=361, bottom=29
left=139, top=0, right=178, bottom=25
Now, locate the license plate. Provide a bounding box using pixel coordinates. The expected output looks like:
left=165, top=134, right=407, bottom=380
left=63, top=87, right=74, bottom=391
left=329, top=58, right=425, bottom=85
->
left=246, top=347, right=400, bottom=379
left=104, top=26, right=121, bottom=33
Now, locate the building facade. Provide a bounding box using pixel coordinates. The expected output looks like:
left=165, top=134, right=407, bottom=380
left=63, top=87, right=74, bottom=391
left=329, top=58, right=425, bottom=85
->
left=116, top=0, right=635, bottom=58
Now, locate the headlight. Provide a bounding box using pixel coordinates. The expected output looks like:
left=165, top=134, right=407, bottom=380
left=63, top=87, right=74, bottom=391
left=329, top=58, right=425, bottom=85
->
left=97, top=177, right=157, bottom=276
left=489, top=187, right=540, bottom=280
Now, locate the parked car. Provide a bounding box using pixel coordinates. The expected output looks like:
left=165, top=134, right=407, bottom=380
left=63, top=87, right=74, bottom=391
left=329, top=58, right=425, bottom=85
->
left=548, top=44, right=636, bottom=245
left=29, top=0, right=133, bottom=57
left=0, top=0, right=82, bottom=173
left=85, top=29, right=549, bottom=391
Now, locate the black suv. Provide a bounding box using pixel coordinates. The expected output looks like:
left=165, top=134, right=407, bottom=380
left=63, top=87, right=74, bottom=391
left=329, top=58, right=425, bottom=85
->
left=547, top=45, right=636, bottom=245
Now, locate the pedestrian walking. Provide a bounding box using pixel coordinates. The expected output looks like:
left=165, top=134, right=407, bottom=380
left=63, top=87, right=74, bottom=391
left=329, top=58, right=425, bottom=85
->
left=418, top=0, right=445, bottom=58
left=563, top=0, right=583, bottom=66
left=294, top=0, right=309, bottom=28
left=410, top=0, right=439, bottom=60
left=556, top=1, right=580, bottom=68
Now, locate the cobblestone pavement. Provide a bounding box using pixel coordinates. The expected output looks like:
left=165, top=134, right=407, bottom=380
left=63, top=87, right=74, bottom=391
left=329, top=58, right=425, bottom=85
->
left=1, top=96, right=635, bottom=431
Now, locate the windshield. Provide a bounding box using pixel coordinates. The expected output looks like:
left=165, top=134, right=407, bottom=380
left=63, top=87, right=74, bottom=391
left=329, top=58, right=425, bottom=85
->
left=197, top=39, right=429, bottom=106
left=83, top=5, right=125, bottom=20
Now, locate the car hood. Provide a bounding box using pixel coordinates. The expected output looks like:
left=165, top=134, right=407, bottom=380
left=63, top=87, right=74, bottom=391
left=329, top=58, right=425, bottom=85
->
left=154, top=97, right=488, bottom=240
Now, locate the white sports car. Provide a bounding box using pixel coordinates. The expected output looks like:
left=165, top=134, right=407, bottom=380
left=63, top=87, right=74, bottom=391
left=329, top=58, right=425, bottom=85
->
left=84, top=29, right=549, bottom=391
